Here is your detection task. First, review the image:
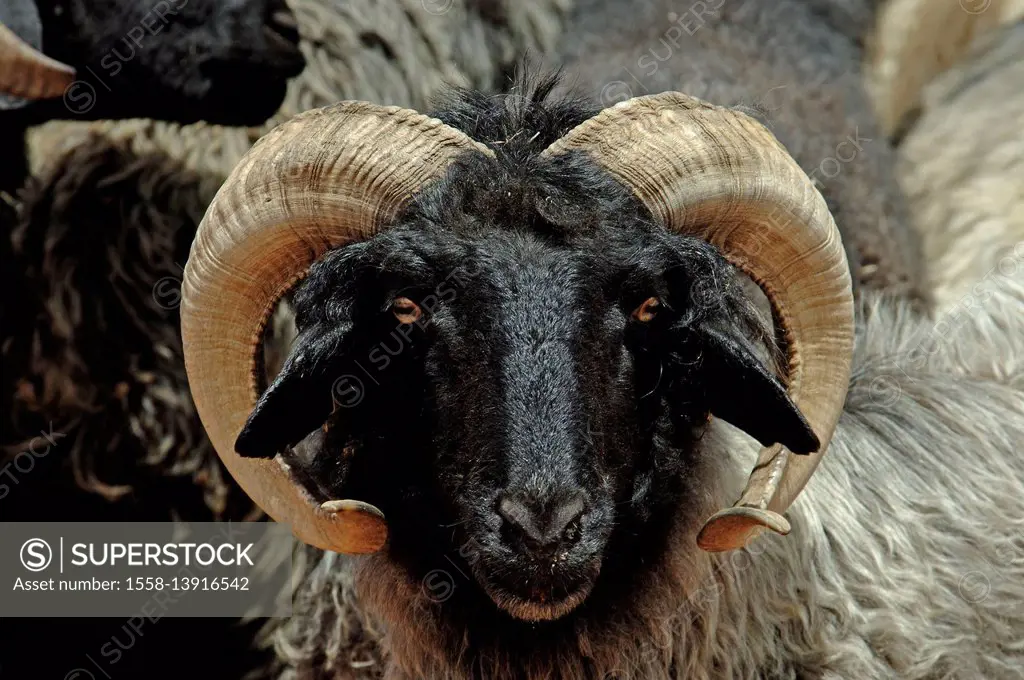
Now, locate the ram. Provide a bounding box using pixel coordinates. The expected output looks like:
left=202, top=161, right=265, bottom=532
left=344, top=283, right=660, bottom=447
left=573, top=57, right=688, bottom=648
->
left=10, top=0, right=1022, bottom=675
left=180, top=72, right=1024, bottom=678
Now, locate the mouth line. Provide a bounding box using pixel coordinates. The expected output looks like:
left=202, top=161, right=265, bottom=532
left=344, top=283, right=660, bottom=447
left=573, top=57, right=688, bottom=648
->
left=483, top=580, right=595, bottom=622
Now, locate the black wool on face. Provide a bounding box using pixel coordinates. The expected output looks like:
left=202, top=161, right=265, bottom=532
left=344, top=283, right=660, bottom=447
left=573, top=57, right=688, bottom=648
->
left=240, top=73, right=815, bottom=622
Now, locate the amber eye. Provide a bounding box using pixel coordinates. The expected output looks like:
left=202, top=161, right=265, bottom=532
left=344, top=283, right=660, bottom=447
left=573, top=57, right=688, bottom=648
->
left=391, top=297, right=422, bottom=324
left=631, top=296, right=660, bottom=322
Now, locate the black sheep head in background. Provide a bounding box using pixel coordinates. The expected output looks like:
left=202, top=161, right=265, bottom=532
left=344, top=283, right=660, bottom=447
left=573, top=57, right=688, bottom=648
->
left=2, top=0, right=304, bottom=125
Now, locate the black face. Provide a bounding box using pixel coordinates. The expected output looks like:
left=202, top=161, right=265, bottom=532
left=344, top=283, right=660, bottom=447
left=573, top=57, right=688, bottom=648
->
left=32, top=0, right=304, bottom=125
left=237, top=146, right=818, bottom=622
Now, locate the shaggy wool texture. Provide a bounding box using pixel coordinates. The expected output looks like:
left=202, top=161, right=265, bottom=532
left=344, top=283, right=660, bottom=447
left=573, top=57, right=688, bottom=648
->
left=267, top=274, right=1024, bottom=680
left=895, top=20, right=1024, bottom=315
left=0, top=137, right=251, bottom=520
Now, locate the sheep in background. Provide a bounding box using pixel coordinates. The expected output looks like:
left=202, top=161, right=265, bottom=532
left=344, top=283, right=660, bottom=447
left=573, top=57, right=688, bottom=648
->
left=24, top=0, right=571, bottom=183
left=0, top=137, right=275, bottom=680
left=1, top=0, right=310, bottom=516
left=0, top=2, right=73, bottom=103
left=174, top=74, right=1024, bottom=678
left=894, top=19, right=1024, bottom=313
left=0, top=0, right=305, bottom=190
left=865, top=0, right=1024, bottom=139
left=1, top=138, right=241, bottom=519
left=3, top=0, right=304, bottom=124
left=864, top=1, right=1024, bottom=315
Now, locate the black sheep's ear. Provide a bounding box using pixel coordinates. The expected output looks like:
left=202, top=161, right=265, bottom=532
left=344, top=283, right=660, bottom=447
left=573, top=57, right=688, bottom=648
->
left=698, top=325, right=820, bottom=455
left=234, top=325, right=348, bottom=459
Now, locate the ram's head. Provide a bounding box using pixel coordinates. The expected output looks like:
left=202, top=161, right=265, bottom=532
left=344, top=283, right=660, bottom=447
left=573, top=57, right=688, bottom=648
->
left=180, top=86, right=854, bottom=621
left=1, top=0, right=303, bottom=124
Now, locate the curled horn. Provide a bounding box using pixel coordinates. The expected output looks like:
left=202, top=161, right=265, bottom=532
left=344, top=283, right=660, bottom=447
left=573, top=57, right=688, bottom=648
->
left=0, top=22, right=74, bottom=99
left=181, top=102, right=493, bottom=553
left=542, top=93, right=854, bottom=552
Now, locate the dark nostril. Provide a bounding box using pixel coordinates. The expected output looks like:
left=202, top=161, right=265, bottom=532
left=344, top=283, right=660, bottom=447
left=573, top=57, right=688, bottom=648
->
left=498, top=492, right=586, bottom=551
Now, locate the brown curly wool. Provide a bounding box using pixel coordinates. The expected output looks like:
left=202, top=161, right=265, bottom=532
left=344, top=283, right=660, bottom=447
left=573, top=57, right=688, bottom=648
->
left=1, top=136, right=249, bottom=520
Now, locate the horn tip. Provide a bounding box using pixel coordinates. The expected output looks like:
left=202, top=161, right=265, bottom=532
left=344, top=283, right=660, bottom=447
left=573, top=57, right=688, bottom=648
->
left=317, top=499, right=388, bottom=554
left=696, top=506, right=790, bottom=552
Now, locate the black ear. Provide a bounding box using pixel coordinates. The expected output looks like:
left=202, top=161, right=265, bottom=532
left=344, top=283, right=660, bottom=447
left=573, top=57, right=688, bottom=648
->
left=234, top=325, right=349, bottom=459
left=698, top=325, right=820, bottom=455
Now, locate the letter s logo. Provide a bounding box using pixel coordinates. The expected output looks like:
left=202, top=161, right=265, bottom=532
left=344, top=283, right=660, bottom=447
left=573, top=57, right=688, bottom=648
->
left=63, top=81, right=97, bottom=115
left=20, top=538, right=53, bottom=572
